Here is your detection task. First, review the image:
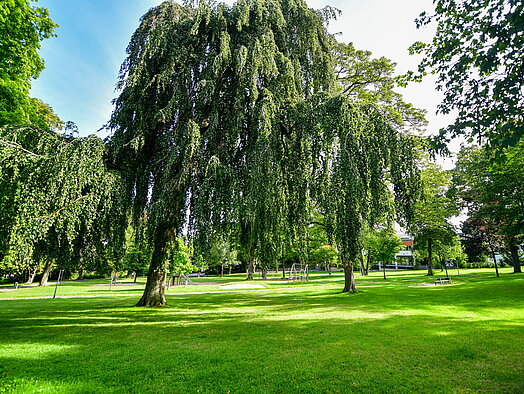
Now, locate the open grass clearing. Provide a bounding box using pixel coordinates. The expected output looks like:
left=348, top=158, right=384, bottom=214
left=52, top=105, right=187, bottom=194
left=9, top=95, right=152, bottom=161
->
left=0, top=272, right=522, bottom=392
left=0, top=268, right=512, bottom=300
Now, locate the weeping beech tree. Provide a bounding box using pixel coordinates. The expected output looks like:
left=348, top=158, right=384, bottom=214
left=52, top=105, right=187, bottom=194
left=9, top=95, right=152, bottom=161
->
left=0, top=126, right=126, bottom=283
left=108, top=0, right=420, bottom=306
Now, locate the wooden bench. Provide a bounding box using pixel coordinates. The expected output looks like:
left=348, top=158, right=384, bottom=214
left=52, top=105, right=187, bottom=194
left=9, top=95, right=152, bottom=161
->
left=434, top=277, right=452, bottom=285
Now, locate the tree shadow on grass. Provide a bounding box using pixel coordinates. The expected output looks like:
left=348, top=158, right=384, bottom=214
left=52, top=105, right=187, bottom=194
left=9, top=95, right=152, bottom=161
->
left=0, top=295, right=522, bottom=393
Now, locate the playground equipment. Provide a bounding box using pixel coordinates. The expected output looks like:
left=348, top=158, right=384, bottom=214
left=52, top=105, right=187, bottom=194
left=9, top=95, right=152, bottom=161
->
left=288, top=263, right=309, bottom=283
left=167, top=274, right=194, bottom=288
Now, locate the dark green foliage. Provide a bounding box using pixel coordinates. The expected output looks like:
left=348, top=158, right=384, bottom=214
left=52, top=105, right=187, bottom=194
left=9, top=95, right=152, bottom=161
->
left=410, top=0, right=524, bottom=151
left=0, top=126, right=126, bottom=278
left=108, top=0, right=421, bottom=301
left=453, top=142, right=524, bottom=272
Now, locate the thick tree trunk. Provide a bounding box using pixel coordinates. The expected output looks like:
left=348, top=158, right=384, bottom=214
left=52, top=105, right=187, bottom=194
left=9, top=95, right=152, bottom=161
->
left=261, top=267, right=267, bottom=280
left=509, top=239, right=522, bottom=273
left=39, top=260, right=53, bottom=286
left=246, top=257, right=256, bottom=280
left=220, top=264, right=224, bottom=277
left=342, top=262, right=357, bottom=293
left=427, top=238, right=434, bottom=276
left=26, top=267, right=36, bottom=284
left=137, top=269, right=166, bottom=306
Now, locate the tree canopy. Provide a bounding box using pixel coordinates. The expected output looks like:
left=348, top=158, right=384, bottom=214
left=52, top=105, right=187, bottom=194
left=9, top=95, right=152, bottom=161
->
left=108, top=0, right=421, bottom=305
left=410, top=0, right=524, bottom=152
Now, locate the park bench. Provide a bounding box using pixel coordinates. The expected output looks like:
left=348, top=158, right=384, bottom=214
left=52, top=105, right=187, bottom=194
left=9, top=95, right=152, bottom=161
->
left=434, top=277, right=452, bottom=285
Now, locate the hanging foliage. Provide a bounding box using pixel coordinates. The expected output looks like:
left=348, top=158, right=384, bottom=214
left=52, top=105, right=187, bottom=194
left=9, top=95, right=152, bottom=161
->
left=0, top=126, right=126, bottom=281
left=108, top=0, right=421, bottom=304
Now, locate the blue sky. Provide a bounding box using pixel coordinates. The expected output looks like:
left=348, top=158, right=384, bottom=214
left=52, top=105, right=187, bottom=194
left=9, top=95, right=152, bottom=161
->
left=31, top=0, right=454, bottom=153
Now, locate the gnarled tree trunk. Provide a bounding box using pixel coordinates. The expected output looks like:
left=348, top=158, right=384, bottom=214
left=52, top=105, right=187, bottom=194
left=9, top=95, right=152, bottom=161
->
left=137, top=268, right=166, bottom=307
left=39, top=260, right=53, bottom=286
left=342, top=262, right=357, bottom=293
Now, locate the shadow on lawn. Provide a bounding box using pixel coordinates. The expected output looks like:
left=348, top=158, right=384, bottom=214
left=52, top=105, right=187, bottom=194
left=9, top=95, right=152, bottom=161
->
left=0, top=275, right=523, bottom=392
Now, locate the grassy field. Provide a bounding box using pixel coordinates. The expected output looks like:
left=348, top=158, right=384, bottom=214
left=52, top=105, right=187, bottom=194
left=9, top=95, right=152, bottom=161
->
left=0, top=269, right=523, bottom=392
left=0, top=267, right=511, bottom=299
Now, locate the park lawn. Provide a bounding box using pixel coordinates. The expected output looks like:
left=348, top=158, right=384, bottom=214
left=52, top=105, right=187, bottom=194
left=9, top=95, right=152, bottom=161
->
left=0, top=273, right=523, bottom=393
left=0, top=268, right=513, bottom=300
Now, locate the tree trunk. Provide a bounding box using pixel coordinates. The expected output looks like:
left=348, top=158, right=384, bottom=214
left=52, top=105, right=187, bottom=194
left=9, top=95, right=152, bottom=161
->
left=246, top=257, right=256, bottom=280
left=137, top=268, right=166, bottom=306
left=427, top=238, right=434, bottom=276
left=220, top=264, right=224, bottom=277
left=26, top=267, right=36, bottom=284
left=229, top=265, right=232, bottom=275
left=365, top=255, right=371, bottom=275
left=281, top=261, right=286, bottom=278
left=133, top=272, right=137, bottom=283
left=342, top=262, right=357, bottom=293
left=39, top=260, right=53, bottom=286
left=262, top=267, right=267, bottom=280
left=382, top=261, right=387, bottom=280
left=509, top=238, right=522, bottom=273
left=490, top=247, right=500, bottom=278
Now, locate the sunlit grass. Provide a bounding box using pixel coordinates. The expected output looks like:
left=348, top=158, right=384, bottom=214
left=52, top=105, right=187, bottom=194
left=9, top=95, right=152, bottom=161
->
left=0, top=272, right=522, bottom=392
left=0, top=267, right=514, bottom=300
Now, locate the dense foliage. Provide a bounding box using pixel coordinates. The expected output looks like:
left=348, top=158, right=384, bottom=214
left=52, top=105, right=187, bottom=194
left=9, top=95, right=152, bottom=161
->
left=107, top=0, right=421, bottom=305
left=0, top=126, right=126, bottom=283
left=410, top=0, right=524, bottom=152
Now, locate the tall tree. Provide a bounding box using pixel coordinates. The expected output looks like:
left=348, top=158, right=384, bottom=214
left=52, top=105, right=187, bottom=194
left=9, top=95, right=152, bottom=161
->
left=452, top=142, right=524, bottom=273
left=108, top=0, right=421, bottom=303
left=409, top=0, right=524, bottom=152
left=408, top=160, right=457, bottom=276
left=108, top=0, right=335, bottom=306
left=335, top=42, right=427, bottom=132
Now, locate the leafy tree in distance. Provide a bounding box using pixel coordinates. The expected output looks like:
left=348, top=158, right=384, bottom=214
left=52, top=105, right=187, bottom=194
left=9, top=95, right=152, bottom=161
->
left=335, top=42, right=427, bottom=133
left=409, top=0, right=524, bottom=152
left=408, top=160, right=457, bottom=276
left=365, top=228, right=403, bottom=280
left=0, top=126, right=127, bottom=284
left=452, top=143, right=523, bottom=273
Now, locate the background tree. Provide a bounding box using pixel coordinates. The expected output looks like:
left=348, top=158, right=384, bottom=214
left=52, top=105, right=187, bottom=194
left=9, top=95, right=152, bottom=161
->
left=408, top=160, right=457, bottom=275
left=167, top=238, right=197, bottom=285
left=335, top=42, right=427, bottom=132
left=365, top=228, right=403, bottom=279
left=409, top=0, right=524, bottom=151
left=452, top=142, right=523, bottom=273
left=0, top=126, right=126, bottom=284
left=207, top=239, right=238, bottom=277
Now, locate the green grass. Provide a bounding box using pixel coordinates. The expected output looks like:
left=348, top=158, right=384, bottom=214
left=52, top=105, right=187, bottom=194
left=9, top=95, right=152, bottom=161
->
left=0, top=270, right=523, bottom=392
left=0, top=267, right=514, bottom=299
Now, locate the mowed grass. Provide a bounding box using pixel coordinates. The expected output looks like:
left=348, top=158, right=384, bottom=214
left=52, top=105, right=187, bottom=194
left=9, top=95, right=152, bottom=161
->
left=0, top=272, right=523, bottom=393
left=0, top=267, right=513, bottom=299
